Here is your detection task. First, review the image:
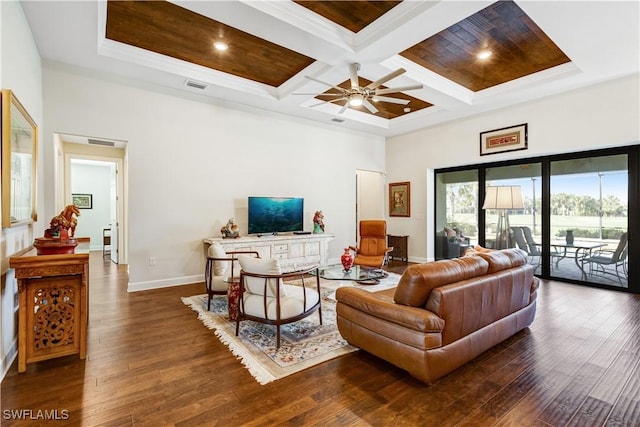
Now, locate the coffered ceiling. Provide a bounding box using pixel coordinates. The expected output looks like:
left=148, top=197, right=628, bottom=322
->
left=20, top=1, right=640, bottom=137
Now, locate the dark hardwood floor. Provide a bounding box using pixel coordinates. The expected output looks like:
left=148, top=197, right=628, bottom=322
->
left=2, top=254, right=640, bottom=426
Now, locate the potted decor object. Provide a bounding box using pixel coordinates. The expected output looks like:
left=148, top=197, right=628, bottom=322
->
left=313, top=211, right=325, bottom=234
left=565, top=230, right=574, bottom=245
left=341, top=247, right=354, bottom=272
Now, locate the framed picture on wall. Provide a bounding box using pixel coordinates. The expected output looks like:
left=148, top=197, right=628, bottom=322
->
left=480, top=123, right=528, bottom=156
left=72, top=193, right=93, bottom=209
left=389, top=181, right=410, bottom=217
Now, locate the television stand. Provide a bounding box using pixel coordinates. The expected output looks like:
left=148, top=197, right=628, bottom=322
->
left=204, top=234, right=334, bottom=270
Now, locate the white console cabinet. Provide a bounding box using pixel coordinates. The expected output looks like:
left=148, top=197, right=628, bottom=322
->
left=203, top=234, right=334, bottom=270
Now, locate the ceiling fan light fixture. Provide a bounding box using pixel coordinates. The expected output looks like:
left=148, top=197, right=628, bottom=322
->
left=349, top=94, right=364, bottom=107
left=213, top=41, right=228, bottom=51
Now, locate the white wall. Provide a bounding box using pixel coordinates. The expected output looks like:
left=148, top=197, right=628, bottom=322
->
left=70, top=162, right=112, bottom=251
left=42, top=65, right=386, bottom=290
left=0, top=1, right=44, bottom=378
left=386, top=73, right=640, bottom=262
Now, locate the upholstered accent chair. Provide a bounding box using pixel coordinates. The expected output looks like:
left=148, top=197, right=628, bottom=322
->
left=236, top=255, right=322, bottom=348
left=350, top=220, right=393, bottom=268
left=205, top=242, right=258, bottom=310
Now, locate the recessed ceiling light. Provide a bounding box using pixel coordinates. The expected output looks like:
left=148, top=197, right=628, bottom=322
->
left=213, top=41, right=228, bottom=51
left=477, top=49, right=492, bottom=60
left=403, top=107, right=411, bottom=113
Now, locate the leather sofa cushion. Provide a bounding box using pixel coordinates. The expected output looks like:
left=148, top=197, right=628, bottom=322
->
left=336, top=287, right=445, bottom=333
left=394, top=256, right=489, bottom=307
left=476, top=248, right=528, bottom=273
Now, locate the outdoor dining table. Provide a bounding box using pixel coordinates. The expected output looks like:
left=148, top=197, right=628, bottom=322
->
left=550, top=241, right=608, bottom=280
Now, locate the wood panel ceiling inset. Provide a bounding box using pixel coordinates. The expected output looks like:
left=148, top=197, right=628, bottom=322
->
left=401, top=1, right=571, bottom=92
left=316, top=77, right=432, bottom=120
left=293, top=1, right=402, bottom=33
left=106, top=1, right=315, bottom=87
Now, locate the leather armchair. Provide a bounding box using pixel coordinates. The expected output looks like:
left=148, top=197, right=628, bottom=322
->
left=350, top=220, right=393, bottom=268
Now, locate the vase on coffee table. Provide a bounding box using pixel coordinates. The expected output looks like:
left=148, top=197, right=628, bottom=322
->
left=341, top=247, right=354, bottom=272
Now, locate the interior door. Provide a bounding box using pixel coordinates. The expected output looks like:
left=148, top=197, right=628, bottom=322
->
left=355, top=170, right=385, bottom=242
left=110, top=162, right=119, bottom=263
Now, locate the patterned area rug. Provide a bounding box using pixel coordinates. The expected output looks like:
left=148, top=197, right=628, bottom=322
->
left=181, top=273, right=400, bottom=384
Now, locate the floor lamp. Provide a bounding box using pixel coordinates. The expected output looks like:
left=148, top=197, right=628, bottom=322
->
left=483, top=186, right=523, bottom=249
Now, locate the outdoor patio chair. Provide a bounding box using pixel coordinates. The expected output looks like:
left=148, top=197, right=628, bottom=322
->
left=581, top=232, right=628, bottom=285
left=510, top=227, right=539, bottom=265
left=510, top=226, right=564, bottom=269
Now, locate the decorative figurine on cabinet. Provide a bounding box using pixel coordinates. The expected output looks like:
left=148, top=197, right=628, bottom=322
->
left=221, top=218, right=240, bottom=239
left=34, top=204, right=81, bottom=254
left=313, top=210, right=325, bottom=234
left=45, top=204, right=81, bottom=239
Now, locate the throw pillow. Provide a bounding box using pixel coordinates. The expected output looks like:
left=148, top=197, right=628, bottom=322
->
left=208, top=242, right=228, bottom=276
left=444, top=227, right=457, bottom=242
left=237, top=255, right=287, bottom=297
left=463, top=245, right=494, bottom=257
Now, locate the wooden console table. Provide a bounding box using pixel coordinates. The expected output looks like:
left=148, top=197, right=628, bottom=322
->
left=387, top=234, right=409, bottom=262
left=10, top=248, right=89, bottom=373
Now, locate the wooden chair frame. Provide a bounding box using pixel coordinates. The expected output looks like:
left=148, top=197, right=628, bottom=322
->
left=205, top=250, right=259, bottom=310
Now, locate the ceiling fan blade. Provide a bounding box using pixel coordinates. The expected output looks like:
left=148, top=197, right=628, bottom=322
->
left=374, top=84, right=423, bottom=95
left=338, top=102, right=349, bottom=114
left=308, top=97, right=348, bottom=108
left=349, top=63, right=360, bottom=89
left=364, top=68, right=406, bottom=90
left=362, top=98, right=379, bottom=114
left=293, top=92, right=344, bottom=96
left=372, top=95, right=410, bottom=105
left=305, top=76, right=347, bottom=94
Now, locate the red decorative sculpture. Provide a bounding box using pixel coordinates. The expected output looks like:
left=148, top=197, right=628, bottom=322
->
left=44, top=205, right=81, bottom=239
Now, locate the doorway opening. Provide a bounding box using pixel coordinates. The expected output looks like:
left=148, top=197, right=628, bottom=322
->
left=355, top=169, right=385, bottom=243
left=55, top=133, right=127, bottom=264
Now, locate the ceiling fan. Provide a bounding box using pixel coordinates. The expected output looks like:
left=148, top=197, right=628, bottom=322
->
left=296, top=63, right=423, bottom=114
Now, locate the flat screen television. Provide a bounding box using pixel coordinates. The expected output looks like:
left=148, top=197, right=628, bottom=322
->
left=248, top=197, right=304, bottom=235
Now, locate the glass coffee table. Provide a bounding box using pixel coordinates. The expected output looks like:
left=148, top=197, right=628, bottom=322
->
left=314, top=265, right=388, bottom=284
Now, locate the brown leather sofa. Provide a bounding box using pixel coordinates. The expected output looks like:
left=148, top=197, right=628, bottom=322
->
left=335, top=248, right=539, bottom=384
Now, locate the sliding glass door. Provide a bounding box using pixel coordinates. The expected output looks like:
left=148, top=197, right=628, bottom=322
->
left=485, top=163, right=542, bottom=272
left=434, top=170, right=478, bottom=259
left=549, top=154, right=628, bottom=288
left=434, top=145, right=637, bottom=293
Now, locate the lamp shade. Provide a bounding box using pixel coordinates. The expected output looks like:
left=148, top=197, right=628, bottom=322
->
left=483, top=186, right=524, bottom=209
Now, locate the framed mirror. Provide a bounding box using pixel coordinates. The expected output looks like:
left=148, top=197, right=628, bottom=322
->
left=2, top=89, right=38, bottom=228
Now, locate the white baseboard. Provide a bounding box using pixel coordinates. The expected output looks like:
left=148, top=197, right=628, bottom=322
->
left=1, top=338, right=18, bottom=380
left=128, top=274, right=204, bottom=292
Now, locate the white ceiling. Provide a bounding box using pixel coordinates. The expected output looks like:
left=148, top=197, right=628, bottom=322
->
left=20, top=1, right=640, bottom=138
